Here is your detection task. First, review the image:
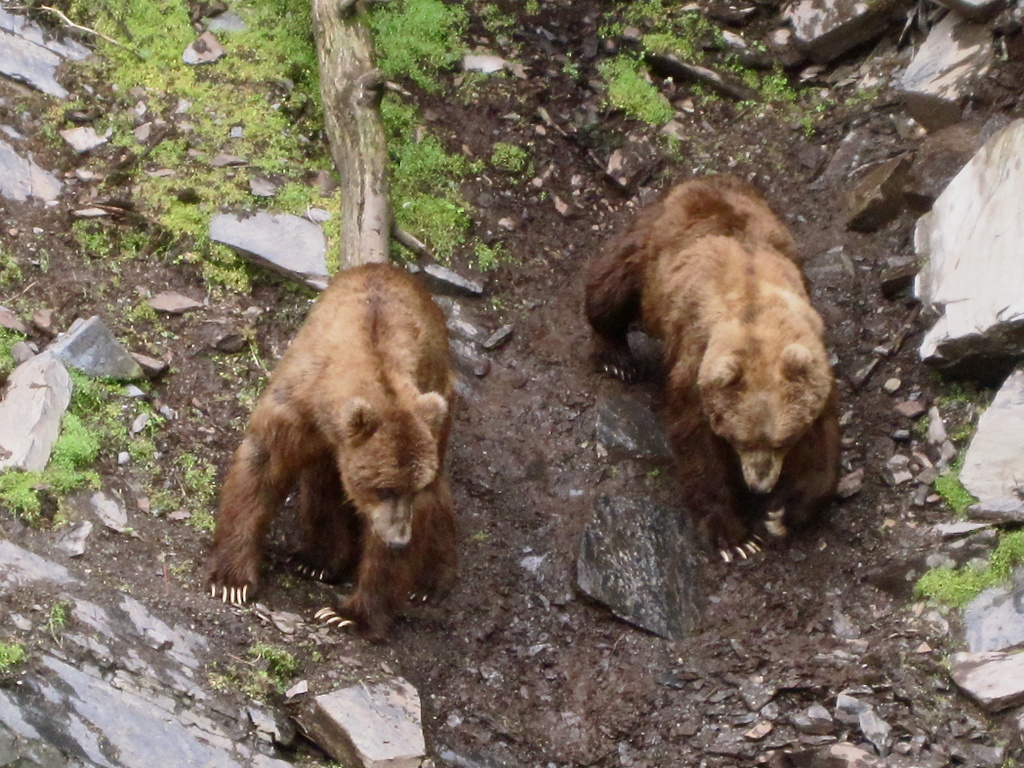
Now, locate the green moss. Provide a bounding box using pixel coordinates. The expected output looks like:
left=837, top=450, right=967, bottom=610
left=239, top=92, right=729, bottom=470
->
left=0, top=640, right=24, bottom=673
left=491, top=142, right=529, bottom=173
left=249, top=642, right=298, bottom=679
left=916, top=531, right=1024, bottom=608
left=934, top=454, right=977, bottom=517
left=382, top=97, right=477, bottom=262
left=63, top=0, right=332, bottom=294
left=0, top=244, right=22, bottom=287
left=473, top=242, right=511, bottom=272
left=0, top=327, right=24, bottom=379
left=370, top=0, right=468, bottom=92
left=598, top=56, right=673, bottom=125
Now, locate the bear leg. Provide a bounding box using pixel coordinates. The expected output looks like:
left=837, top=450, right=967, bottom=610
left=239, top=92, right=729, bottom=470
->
left=584, top=242, right=643, bottom=381
left=409, top=473, right=458, bottom=601
left=293, top=453, right=361, bottom=583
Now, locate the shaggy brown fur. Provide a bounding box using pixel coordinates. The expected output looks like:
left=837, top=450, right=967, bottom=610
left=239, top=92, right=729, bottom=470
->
left=585, top=175, right=840, bottom=553
left=208, top=263, right=457, bottom=638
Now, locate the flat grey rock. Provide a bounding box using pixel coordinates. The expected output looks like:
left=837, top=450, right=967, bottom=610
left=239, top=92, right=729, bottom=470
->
left=418, top=264, right=483, bottom=297
left=48, top=316, right=144, bottom=380
left=950, top=650, right=1024, bottom=711
left=576, top=495, right=700, bottom=640
left=55, top=520, right=92, bottom=557
left=898, top=14, right=994, bottom=130
left=784, top=0, right=912, bottom=63
left=91, top=490, right=128, bottom=532
left=60, top=126, right=108, bottom=153
left=965, top=569, right=1024, bottom=652
left=594, top=395, right=672, bottom=463
left=302, top=678, right=425, bottom=768
left=149, top=291, right=204, bottom=314
left=210, top=212, right=328, bottom=289
left=0, top=351, right=72, bottom=472
left=0, top=27, right=66, bottom=97
left=968, top=495, right=1024, bottom=523
left=914, top=120, right=1024, bottom=376
left=0, top=538, right=292, bottom=767
left=183, top=31, right=225, bottom=65
left=0, top=137, right=62, bottom=202
left=960, top=370, right=1024, bottom=501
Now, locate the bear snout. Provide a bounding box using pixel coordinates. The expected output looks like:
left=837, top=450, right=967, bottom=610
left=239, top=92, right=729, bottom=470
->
left=739, top=450, right=783, bottom=494
left=369, top=497, right=414, bottom=547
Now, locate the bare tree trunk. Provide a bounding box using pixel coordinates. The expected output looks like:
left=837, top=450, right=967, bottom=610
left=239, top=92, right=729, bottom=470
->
left=311, top=0, right=390, bottom=268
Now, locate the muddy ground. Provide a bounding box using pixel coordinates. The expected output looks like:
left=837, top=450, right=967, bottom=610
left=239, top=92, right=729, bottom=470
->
left=1, top=0, right=1022, bottom=766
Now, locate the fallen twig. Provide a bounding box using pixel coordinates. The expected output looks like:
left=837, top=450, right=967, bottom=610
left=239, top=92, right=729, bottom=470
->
left=35, top=5, right=143, bottom=59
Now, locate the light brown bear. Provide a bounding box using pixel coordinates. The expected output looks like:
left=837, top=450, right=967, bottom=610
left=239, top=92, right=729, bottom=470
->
left=585, top=175, right=840, bottom=560
left=208, top=262, right=457, bottom=638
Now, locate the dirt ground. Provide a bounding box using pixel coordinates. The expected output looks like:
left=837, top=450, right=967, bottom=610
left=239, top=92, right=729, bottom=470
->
left=2, top=0, right=1022, bottom=766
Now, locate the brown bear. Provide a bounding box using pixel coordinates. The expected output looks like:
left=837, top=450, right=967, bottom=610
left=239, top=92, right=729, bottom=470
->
left=585, top=175, right=840, bottom=560
left=207, top=262, right=457, bottom=638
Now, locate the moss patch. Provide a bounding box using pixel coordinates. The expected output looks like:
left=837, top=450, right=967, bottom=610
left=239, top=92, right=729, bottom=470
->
left=370, top=0, right=468, bottom=92
left=598, top=56, right=673, bottom=126
left=0, top=640, right=25, bottom=673
left=915, top=530, right=1024, bottom=608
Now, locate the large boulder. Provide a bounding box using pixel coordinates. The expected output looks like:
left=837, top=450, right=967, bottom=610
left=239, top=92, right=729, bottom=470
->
left=914, top=119, right=1024, bottom=379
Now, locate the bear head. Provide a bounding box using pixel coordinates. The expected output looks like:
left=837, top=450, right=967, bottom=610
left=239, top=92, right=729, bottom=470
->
left=336, top=391, right=448, bottom=547
left=697, top=321, right=832, bottom=494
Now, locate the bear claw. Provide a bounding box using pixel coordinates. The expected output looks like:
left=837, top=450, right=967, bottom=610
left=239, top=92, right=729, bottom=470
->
left=719, top=539, right=763, bottom=564
left=765, top=508, right=788, bottom=538
left=314, top=607, right=354, bottom=630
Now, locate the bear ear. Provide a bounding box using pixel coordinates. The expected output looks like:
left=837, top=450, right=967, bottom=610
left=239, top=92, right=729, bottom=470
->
left=415, top=391, right=449, bottom=435
left=341, top=398, right=381, bottom=443
left=781, top=343, right=815, bottom=380
left=700, top=354, right=743, bottom=389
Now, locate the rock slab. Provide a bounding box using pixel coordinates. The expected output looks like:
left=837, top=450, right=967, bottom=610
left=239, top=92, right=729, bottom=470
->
left=960, top=370, right=1024, bottom=501
left=899, top=13, right=994, bottom=130
left=0, top=137, right=62, bottom=203
left=210, top=212, right=328, bottom=289
left=576, top=495, right=700, bottom=640
left=303, top=678, right=425, bottom=768
left=0, top=352, right=72, bottom=472
left=965, top=569, right=1024, bottom=652
left=950, top=650, right=1024, bottom=711
left=784, top=0, right=912, bottom=63
left=914, top=119, right=1024, bottom=376
left=48, top=316, right=144, bottom=380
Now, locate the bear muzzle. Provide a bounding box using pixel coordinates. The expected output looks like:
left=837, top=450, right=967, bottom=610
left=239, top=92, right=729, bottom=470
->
left=369, top=496, right=414, bottom=548
left=738, top=450, right=784, bottom=494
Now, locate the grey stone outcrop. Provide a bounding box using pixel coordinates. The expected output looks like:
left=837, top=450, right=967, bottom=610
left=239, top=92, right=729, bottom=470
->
left=960, top=370, right=1024, bottom=501
left=0, top=138, right=62, bottom=203
left=301, top=679, right=425, bottom=768
left=950, top=650, right=1024, bottom=711
left=898, top=13, right=994, bottom=130
left=0, top=352, right=72, bottom=472
left=210, top=212, right=329, bottom=289
left=965, top=569, right=1024, bottom=652
left=48, top=316, right=144, bottom=381
left=783, top=0, right=912, bottom=63
left=576, top=495, right=700, bottom=640
left=914, top=120, right=1024, bottom=377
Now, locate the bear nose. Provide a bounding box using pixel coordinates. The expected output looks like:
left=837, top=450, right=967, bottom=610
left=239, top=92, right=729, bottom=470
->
left=740, top=451, right=782, bottom=493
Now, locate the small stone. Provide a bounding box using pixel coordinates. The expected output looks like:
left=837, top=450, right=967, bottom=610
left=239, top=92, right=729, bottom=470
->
left=482, top=325, right=513, bottom=351
left=56, top=521, right=93, bottom=557
left=791, top=703, right=834, bottom=735
left=883, top=377, right=902, bottom=394
left=60, top=126, right=108, bottom=153
left=418, top=264, right=483, bottom=297
left=249, top=176, right=278, bottom=197
left=743, top=721, right=772, bottom=740
left=131, top=352, right=169, bottom=378
left=118, top=451, right=130, bottom=465
left=0, top=305, right=28, bottom=333
left=149, top=291, right=203, bottom=314
left=463, top=53, right=506, bottom=73
left=285, top=680, right=309, bottom=699
left=183, top=31, right=225, bottom=65
left=48, top=316, right=144, bottom=380
left=895, top=400, right=927, bottom=419
left=836, top=468, right=864, bottom=498
left=210, top=153, right=247, bottom=167
left=91, top=491, right=127, bottom=532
